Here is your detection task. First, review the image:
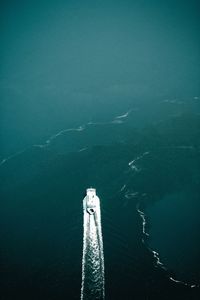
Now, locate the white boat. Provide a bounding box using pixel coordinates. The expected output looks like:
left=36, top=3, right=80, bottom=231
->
left=83, top=188, right=99, bottom=215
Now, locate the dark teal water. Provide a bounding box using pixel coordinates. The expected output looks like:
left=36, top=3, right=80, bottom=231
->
left=0, top=109, right=200, bottom=299
left=147, top=191, right=200, bottom=283
left=1, top=1, right=200, bottom=299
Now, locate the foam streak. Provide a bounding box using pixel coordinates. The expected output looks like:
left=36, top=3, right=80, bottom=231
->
left=81, top=195, right=105, bottom=300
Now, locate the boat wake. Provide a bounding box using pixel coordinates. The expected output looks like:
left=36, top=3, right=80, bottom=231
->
left=0, top=109, right=132, bottom=167
left=136, top=203, right=198, bottom=289
left=81, top=189, right=105, bottom=300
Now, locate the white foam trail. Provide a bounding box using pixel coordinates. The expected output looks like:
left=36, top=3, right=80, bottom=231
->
left=136, top=204, right=198, bottom=288
left=78, top=147, right=88, bottom=152
left=0, top=109, right=132, bottom=168
left=120, top=184, right=126, bottom=192
left=136, top=205, right=149, bottom=238
left=34, top=125, right=85, bottom=148
left=0, top=149, right=28, bottom=166
left=81, top=192, right=105, bottom=300
left=0, top=126, right=86, bottom=166
left=115, top=109, right=132, bottom=119
left=128, top=152, right=150, bottom=172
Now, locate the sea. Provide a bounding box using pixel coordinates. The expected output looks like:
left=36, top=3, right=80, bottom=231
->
left=0, top=97, right=200, bottom=299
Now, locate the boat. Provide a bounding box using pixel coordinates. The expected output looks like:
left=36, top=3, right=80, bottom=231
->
left=83, top=188, right=99, bottom=215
